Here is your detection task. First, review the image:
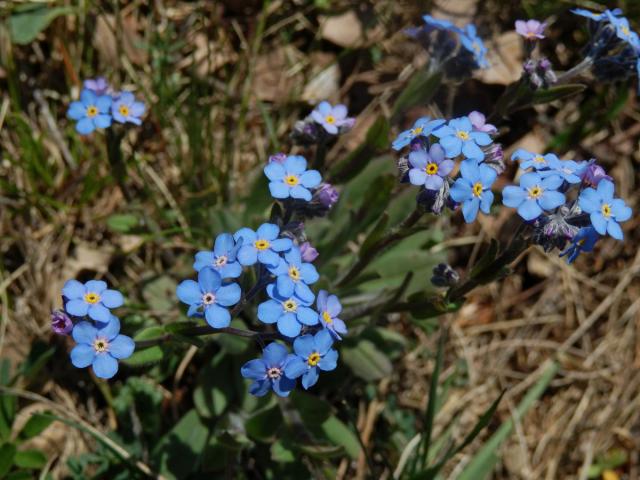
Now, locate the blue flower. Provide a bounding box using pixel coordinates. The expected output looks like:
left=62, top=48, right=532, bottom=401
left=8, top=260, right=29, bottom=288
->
left=264, top=155, right=321, bottom=201
left=540, top=159, right=582, bottom=184
left=392, top=117, right=446, bottom=151
left=511, top=149, right=561, bottom=171
left=284, top=330, right=338, bottom=390
left=193, top=233, right=242, bottom=279
left=408, top=143, right=455, bottom=190
left=112, top=92, right=146, bottom=125
left=459, top=24, right=489, bottom=68
left=257, top=284, right=318, bottom=338
left=422, top=15, right=457, bottom=32
left=559, top=227, right=599, bottom=264
left=62, top=280, right=124, bottom=323
left=310, top=101, right=354, bottom=134
left=240, top=342, right=297, bottom=397
left=267, top=245, right=319, bottom=303
left=578, top=179, right=632, bottom=240
left=317, top=290, right=347, bottom=340
left=502, top=172, right=566, bottom=221
left=433, top=116, right=493, bottom=160
left=449, top=161, right=497, bottom=222
left=67, top=89, right=112, bottom=135
left=234, top=223, right=293, bottom=267
left=176, top=267, right=241, bottom=328
left=605, top=11, right=640, bottom=49
left=571, top=8, right=622, bottom=22
left=70, top=316, right=134, bottom=379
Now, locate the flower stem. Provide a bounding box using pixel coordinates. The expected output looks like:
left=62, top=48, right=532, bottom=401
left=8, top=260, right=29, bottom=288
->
left=135, top=325, right=279, bottom=349
left=555, top=57, right=593, bottom=84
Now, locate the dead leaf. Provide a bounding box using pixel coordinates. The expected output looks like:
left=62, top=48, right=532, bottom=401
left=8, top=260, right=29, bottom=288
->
left=319, top=11, right=363, bottom=48
left=302, top=63, right=340, bottom=104
left=94, top=14, right=148, bottom=66
left=476, top=32, right=523, bottom=85
left=253, top=46, right=301, bottom=102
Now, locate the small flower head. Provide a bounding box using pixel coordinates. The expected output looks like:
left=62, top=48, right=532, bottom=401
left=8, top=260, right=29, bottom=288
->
left=468, top=111, right=497, bottom=134
left=512, top=149, right=560, bottom=171
left=51, top=310, right=73, bottom=335
left=70, top=316, right=135, bottom=379
left=392, top=116, right=446, bottom=151
left=578, top=179, right=632, bottom=240
left=314, top=183, right=339, bottom=208
left=67, top=89, right=112, bottom=135
left=316, top=290, right=347, bottom=340
left=502, top=172, right=566, bottom=221
left=234, top=223, right=293, bottom=267
left=176, top=267, right=241, bottom=328
left=540, top=159, right=583, bottom=184
left=193, top=233, right=243, bottom=279
left=559, top=227, right=599, bottom=263
left=459, top=24, right=489, bottom=68
left=264, top=155, right=321, bottom=201
left=571, top=8, right=622, bottom=22
left=284, top=330, right=338, bottom=390
left=408, top=143, right=454, bottom=190
left=111, top=92, right=146, bottom=125
left=578, top=160, right=613, bottom=187
left=83, top=77, right=109, bottom=96
left=300, top=242, right=319, bottom=263
left=268, top=152, right=287, bottom=164
left=433, top=116, right=493, bottom=160
left=268, top=246, right=319, bottom=303
left=240, top=343, right=296, bottom=397
left=257, top=284, right=318, bottom=338
left=449, top=161, right=497, bottom=222
left=62, top=280, right=124, bottom=323
left=605, top=11, right=640, bottom=49
left=515, top=19, right=546, bottom=40
left=310, top=101, right=353, bottom=135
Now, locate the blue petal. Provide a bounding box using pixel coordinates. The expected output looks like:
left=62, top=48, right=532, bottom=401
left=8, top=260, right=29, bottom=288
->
left=470, top=131, right=492, bottom=146
left=590, top=212, right=608, bottom=235
left=219, top=262, right=243, bottom=279
left=284, top=155, right=307, bottom=174
left=408, top=150, right=428, bottom=168
left=326, top=295, right=342, bottom=316
left=611, top=199, right=632, bottom=222
left=270, top=238, right=293, bottom=252
left=297, top=307, right=319, bottom=326
left=539, top=190, right=565, bottom=210
left=269, top=181, right=290, bottom=199
left=93, top=114, right=112, bottom=129
left=264, top=162, right=285, bottom=181
left=193, top=251, right=215, bottom=271
left=248, top=379, right=271, bottom=397
left=520, top=172, right=542, bottom=189
left=318, top=349, right=338, bottom=371
left=85, top=280, right=107, bottom=293
left=96, top=95, right=112, bottom=112
left=314, top=329, right=334, bottom=355
left=214, top=233, right=234, bottom=256
left=177, top=280, right=202, bottom=305
left=299, top=263, right=319, bottom=283
left=71, top=344, right=95, bottom=368
left=432, top=125, right=455, bottom=138
left=459, top=158, right=480, bottom=182
left=293, top=334, right=315, bottom=358
left=540, top=174, right=563, bottom=190
left=66, top=299, right=89, bottom=317
left=301, top=368, right=319, bottom=389
left=257, top=249, right=281, bottom=267
left=480, top=190, right=494, bottom=213
left=597, top=179, right=615, bottom=200
left=257, top=300, right=282, bottom=324
left=607, top=221, right=623, bottom=240
left=257, top=223, right=279, bottom=241
left=237, top=246, right=258, bottom=266
left=284, top=246, right=301, bottom=265
left=98, top=315, right=120, bottom=340
left=62, top=279, right=85, bottom=299
left=461, top=140, right=484, bottom=161
left=263, top=342, right=288, bottom=367
left=294, top=283, right=315, bottom=304
left=277, top=313, right=301, bottom=337
left=284, top=356, right=307, bottom=379
left=67, top=101, right=87, bottom=120
left=517, top=199, right=543, bottom=221
left=290, top=185, right=312, bottom=201
left=277, top=275, right=295, bottom=298
left=300, top=170, right=322, bottom=188
left=76, top=117, right=95, bottom=135
left=241, top=359, right=267, bottom=380
left=234, top=228, right=256, bottom=244
left=451, top=117, right=472, bottom=132
left=578, top=188, right=600, bottom=213
left=272, top=376, right=295, bottom=397
left=439, top=136, right=462, bottom=157
left=461, top=198, right=480, bottom=223
left=198, top=267, right=222, bottom=293
left=80, top=89, right=97, bottom=105
left=501, top=186, right=527, bottom=208
left=215, top=283, right=241, bottom=307
left=101, top=289, right=124, bottom=308
left=88, top=304, right=110, bottom=323
left=479, top=165, right=497, bottom=186
left=449, top=179, right=472, bottom=203
left=205, top=304, right=231, bottom=328
left=109, top=335, right=135, bottom=359
left=92, top=354, right=119, bottom=379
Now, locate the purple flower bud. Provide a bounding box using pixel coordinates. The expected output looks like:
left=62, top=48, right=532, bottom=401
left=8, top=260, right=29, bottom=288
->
left=315, top=183, right=339, bottom=208
left=51, top=310, right=73, bottom=335
left=83, top=77, right=110, bottom=96
left=523, top=59, right=537, bottom=74
left=538, top=57, right=552, bottom=71
left=300, top=242, right=319, bottom=262
left=268, top=152, right=287, bottom=164
left=579, top=160, right=613, bottom=186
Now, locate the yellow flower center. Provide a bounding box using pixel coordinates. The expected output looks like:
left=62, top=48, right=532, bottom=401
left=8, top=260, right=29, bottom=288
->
left=285, top=175, right=299, bottom=186
left=322, top=311, right=333, bottom=324
left=601, top=203, right=611, bottom=218
left=254, top=239, right=270, bottom=250
left=528, top=186, right=543, bottom=199
left=472, top=182, right=483, bottom=197
left=325, top=115, right=336, bottom=124
left=411, top=126, right=423, bottom=136
left=202, top=293, right=216, bottom=305
left=283, top=299, right=297, bottom=312
left=526, top=31, right=537, bottom=38
left=533, top=155, right=545, bottom=164
left=215, top=255, right=228, bottom=267
left=456, top=130, right=470, bottom=141
left=425, top=163, right=438, bottom=175
left=288, top=266, right=300, bottom=281
left=118, top=104, right=130, bottom=117
left=84, top=292, right=101, bottom=304
left=307, top=352, right=321, bottom=366
left=622, top=26, right=630, bottom=36
left=577, top=239, right=586, bottom=246
left=86, top=105, right=98, bottom=118
left=93, top=337, right=109, bottom=353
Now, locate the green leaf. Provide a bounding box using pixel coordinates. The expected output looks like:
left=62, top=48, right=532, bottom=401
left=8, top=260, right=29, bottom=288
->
left=392, top=70, right=443, bottom=119
left=360, top=212, right=389, bottom=256
left=530, top=84, right=586, bottom=105
left=341, top=339, right=392, bottom=381
left=18, top=412, right=53, bottom=440
left=151, top=409, right=209, bottom=480
left=245, top=404, right=283, bottom=443
left=457, top=361, right=560, bottom=480
left=9, top=5, right=75, bottom=45
left=298, top=443, right=345, bottom=459
left=142, top=276, right=178, bottom=312
left=124, top=326, right=166, bottom=366
left=320, top=416, right=360, bottom=460
left=0, top=443, right=16, bottom=477
left=193, top=353, right=233, bottom=418
left=13, top=449, right=46, bottom=469
left=271, top=440, right=296, bottom=463
left=106, top=214, right=139, bottom=233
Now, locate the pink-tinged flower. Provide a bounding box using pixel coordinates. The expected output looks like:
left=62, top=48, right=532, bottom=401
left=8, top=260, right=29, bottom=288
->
left=51, top=310, right=73, bottom=335
left=268, top=153, right=287, bottom=164
left=515, top=19, right=546, bottom=40
left=468, top=111, right=497, bottom=134
left=310, top=101, right=354, bottom=135
left=83, top=77, right=110, bottom=96
left=578, top=160, right=613, bottom=187
left=300, top=242, right=319, bottom=262
left=314, top=183, right=339, bottom=208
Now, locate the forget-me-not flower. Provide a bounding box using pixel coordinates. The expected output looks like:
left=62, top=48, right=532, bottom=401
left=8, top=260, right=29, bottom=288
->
left=468, top=111, right=497, bottom=134
left=284, top=330, right=338, bottom=390
left=310, top=101, right=353, bottom=134
left=176, top=267, right=241, bottom=328
left=422, top=15, right=457, bottom=32
left=459, top=24, right=489, bottom=68
left=62, top=279, right=124, bottom=323
left=70, top=316, right=135, bottom=379
left=264, top=155, right=321, bottom=201
left=193, top=233, right=242, bottom=279
left=578, top=179, right=632, bottom=240
left=112, top=91, right=146, bottom=125
left=540, top=159, right=582, bottom=184
left=559, top=227, right=599, bottom=264
left=268, top=245, right=319, bottom=303
left=51, top=310, right=73, bottom=335
left=449, top=161, right=497, bottom=222
left=433, top=116, right=492, bottom=160
left=571, top=8, right=622, bottom=22
left=391, top=116, right=446, bottom=151
left=240, top=342, right=296, bottom=397
left=67, top=89, right=112, bottom=135
left=257, top=284, right=318, bottom=338
left=502, top=172, right=566, bottom=221
left=515, top=20, right=547, bottom=40
left=234, top=223, right=293, bottom=267
left=83, top=77, right=109, bottom=96
left=317, top=290, right=347, bottom=340
left=605, top=11, right=640, bottom=48
left=408, top=143, right=454, bottom=190
left=511, top=149, right=561, bottom=171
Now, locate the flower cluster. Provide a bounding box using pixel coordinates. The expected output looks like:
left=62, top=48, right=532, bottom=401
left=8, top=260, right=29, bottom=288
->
left=67, top=77, right=146, bottom=135
left=405, top=15, right=489, bottom=80
left=54, top=280, right=134, bottom=379
left=503, top=149, right=632, bottom=263
left=393, top=111, right=502, bottom=222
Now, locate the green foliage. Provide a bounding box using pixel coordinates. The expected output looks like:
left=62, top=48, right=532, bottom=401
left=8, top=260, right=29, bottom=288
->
left=8, top=4, right=75, bottom=45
